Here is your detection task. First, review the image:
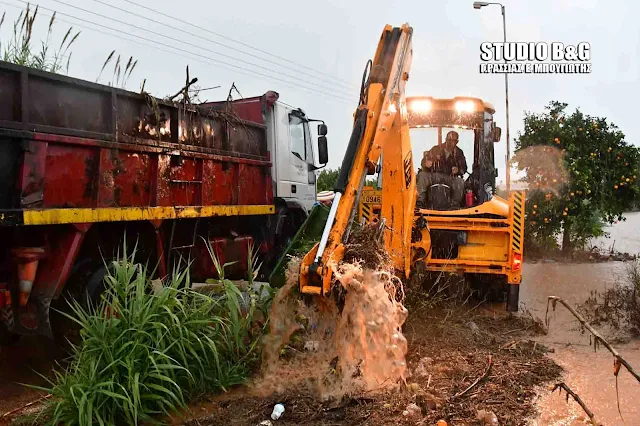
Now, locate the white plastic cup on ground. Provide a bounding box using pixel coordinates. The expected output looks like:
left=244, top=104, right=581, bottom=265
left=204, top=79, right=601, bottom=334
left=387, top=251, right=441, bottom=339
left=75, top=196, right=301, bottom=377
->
left=271, top=403, right=285, bottom=420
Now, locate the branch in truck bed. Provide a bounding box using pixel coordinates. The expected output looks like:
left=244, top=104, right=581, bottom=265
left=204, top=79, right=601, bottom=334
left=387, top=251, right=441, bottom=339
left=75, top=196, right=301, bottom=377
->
left=169, top=77, right=199, bottom=101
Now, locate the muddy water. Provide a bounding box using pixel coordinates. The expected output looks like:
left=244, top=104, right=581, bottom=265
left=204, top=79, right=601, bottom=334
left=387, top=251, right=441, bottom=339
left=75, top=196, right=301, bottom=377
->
left=254, top=259, right=408, bottom=400
left=523, top=212, right=640, bottom=425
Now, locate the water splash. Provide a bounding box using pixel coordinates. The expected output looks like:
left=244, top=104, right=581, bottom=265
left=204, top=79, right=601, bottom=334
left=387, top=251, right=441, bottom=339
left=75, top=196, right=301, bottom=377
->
left=253, top=258, right=408, bottom=400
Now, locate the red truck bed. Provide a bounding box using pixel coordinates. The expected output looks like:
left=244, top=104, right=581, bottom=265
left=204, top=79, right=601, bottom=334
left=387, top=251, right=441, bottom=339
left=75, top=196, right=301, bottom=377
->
left=0, top=61, right=275, bottom=225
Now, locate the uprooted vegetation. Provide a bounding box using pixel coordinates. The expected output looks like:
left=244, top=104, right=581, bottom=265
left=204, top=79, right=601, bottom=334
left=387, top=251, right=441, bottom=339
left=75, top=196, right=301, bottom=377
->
left=181, top=303, right=561, bottom=426
left=577, top=259, right=640, bottom=336
left=11, top=224, right=565, bottom=425
left=177, top=228, right=561, bottom=426
left=23, top=243, right=271, bottom=426
left=343, top=223, right=390, bottom=270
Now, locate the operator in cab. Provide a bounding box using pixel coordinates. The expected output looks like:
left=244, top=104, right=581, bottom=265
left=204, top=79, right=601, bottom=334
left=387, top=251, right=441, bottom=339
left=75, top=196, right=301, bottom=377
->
left=416, top=130, right=467, bottom=208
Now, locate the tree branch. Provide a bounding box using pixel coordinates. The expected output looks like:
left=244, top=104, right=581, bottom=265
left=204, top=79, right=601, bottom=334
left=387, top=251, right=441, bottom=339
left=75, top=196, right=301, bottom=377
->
left=551, top=382, right=600, bottom=425
left=452, top=355, right=492, bottom=399
left=546, top=296, right=640, bottom=383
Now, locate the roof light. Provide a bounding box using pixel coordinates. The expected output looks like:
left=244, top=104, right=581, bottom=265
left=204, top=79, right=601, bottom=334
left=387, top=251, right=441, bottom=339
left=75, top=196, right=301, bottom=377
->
left=410, top=99, right=432, bottom=113
left=455, top=100, right=476, bottom=113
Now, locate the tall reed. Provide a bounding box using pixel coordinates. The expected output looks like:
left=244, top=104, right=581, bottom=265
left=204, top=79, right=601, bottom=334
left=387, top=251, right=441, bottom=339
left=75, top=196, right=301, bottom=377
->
left=0, top=4, right=79, bottom=74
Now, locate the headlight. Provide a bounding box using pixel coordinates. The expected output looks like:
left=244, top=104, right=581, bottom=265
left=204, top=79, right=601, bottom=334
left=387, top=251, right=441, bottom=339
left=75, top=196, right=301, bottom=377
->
left=410, top=99, right=432, bottom=113
left=455, top=100, right=475, bottom=113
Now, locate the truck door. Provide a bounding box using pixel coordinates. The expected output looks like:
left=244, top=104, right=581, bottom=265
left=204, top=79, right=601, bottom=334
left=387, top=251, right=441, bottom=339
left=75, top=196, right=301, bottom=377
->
left=287, top=113, right=316, bottom=211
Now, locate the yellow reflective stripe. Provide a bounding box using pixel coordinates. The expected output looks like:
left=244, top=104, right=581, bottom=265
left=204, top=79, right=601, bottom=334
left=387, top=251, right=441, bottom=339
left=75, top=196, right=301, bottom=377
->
left=21, top=205, right=275, bottom=225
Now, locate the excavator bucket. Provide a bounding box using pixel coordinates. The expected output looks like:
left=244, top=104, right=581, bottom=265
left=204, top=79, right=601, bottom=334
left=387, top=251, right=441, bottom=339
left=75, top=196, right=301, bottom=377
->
left=268, top=203, right=330, bottom=288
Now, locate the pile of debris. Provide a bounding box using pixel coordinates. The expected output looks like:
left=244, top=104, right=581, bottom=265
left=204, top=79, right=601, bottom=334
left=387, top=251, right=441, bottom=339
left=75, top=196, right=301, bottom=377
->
left=343, top=223, right=390, bottom=270
left=179, top=306, right=562, bottom=425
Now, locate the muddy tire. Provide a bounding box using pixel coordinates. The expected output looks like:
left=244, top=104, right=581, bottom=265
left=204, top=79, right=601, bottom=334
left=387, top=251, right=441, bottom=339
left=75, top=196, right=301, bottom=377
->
left=49, top=259, right=112, bottom=356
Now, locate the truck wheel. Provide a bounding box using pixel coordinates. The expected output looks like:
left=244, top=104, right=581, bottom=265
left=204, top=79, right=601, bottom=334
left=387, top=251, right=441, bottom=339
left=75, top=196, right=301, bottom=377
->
left=49, top=260, right=112, bottom=353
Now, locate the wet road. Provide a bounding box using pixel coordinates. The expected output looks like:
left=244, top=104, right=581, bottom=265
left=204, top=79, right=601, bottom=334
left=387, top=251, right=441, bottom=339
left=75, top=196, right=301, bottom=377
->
left=524, top=212, right=640, bottom=425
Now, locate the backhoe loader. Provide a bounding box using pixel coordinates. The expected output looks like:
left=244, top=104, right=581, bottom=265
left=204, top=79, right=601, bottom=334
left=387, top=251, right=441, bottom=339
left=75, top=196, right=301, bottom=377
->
left=298, top=23, right=525, bottom=311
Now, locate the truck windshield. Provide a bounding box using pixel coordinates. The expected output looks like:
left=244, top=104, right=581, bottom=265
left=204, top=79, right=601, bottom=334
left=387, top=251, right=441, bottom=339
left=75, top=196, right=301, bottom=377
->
left=289, top=114, right=307, bottom=161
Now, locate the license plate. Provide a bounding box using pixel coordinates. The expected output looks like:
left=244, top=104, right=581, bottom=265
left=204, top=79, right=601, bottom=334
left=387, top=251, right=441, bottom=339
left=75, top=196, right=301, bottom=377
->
left=363, top=195, right=381, bottom=204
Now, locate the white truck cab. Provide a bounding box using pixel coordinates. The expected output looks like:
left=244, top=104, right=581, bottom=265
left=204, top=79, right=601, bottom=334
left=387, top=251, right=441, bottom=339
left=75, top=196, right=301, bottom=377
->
left=265, top=97, right=328, bottom=214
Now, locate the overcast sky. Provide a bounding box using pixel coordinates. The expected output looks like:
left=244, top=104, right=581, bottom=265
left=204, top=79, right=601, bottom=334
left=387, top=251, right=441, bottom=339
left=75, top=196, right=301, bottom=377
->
left=3, top=0, right=638, bottom=186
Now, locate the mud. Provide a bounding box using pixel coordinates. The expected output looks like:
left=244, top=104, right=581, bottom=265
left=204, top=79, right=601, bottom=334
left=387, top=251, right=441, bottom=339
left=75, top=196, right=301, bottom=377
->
left=343, top=224, right=390, bottom=270
left=176, top=305, right=561, bottom=426
left=0, top=336, right=52, bottom=426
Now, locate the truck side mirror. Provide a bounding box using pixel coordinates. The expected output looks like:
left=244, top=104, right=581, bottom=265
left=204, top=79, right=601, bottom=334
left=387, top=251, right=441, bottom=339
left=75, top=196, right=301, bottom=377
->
left=318, top=123, right=328, bottom=136
left=318, top=136, right=328, bottom=165
left=493, top=126, right=502, bottom=142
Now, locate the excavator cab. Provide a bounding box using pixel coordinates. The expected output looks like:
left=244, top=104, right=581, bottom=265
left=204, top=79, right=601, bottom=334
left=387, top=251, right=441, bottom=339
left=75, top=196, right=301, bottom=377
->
left=358, top=95, right=525, bottom=312
left=408, top=96, right=502, bottom=209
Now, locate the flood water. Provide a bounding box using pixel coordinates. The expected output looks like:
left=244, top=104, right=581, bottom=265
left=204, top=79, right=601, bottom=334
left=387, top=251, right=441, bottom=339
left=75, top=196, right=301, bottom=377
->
left=523, top=212, right=640, bottom=425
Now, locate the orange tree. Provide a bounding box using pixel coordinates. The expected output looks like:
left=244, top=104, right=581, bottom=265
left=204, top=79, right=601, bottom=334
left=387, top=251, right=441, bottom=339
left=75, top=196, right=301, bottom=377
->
left=514, top=101, right=639, bottom=253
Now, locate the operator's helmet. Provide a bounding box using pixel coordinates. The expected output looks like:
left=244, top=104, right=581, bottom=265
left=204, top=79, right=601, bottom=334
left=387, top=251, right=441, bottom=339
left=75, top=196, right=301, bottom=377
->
left=445, top=131, right=459, bottom=143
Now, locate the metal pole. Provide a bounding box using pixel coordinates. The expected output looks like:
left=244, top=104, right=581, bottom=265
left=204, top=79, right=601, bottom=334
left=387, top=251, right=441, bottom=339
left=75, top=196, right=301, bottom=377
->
left=502, top=5, right=511, bottom=193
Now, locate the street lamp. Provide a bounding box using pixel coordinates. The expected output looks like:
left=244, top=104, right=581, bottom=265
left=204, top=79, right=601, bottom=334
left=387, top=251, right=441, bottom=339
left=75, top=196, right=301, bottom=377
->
left=473, top=1, right=511, bottom=193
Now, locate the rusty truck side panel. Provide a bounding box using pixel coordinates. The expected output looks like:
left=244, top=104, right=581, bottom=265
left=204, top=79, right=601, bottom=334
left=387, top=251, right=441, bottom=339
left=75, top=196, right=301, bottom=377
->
left=0, top=61, right=285, bottom=337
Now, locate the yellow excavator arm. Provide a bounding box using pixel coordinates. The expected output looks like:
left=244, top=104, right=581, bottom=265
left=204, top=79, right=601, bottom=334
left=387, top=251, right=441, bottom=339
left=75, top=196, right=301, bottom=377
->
left=299, top=24, right=416, bottom=296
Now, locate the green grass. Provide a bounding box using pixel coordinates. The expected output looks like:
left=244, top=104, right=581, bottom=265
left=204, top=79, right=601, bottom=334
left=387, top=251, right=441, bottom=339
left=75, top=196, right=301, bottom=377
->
left=0, top=4, right=80, bottom=74
left=33, top=242, right=271, bottom=426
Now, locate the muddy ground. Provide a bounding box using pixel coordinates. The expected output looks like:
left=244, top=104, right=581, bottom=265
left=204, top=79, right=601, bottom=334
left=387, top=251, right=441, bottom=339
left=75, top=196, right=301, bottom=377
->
left=170, top=303, right=562, bottom=426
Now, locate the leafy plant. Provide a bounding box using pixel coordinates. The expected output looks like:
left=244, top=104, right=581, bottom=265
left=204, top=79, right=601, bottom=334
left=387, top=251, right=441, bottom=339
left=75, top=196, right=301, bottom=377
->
left=0, top=4, right=80, bottom=73
left=35, top=241, right=271, bottom=425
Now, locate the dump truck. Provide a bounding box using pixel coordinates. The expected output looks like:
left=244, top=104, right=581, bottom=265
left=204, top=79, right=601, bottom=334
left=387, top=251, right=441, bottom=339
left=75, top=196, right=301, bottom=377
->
left=0, top=60, right=328, bottom=342
left=298, top=23, right=525, bottom=311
